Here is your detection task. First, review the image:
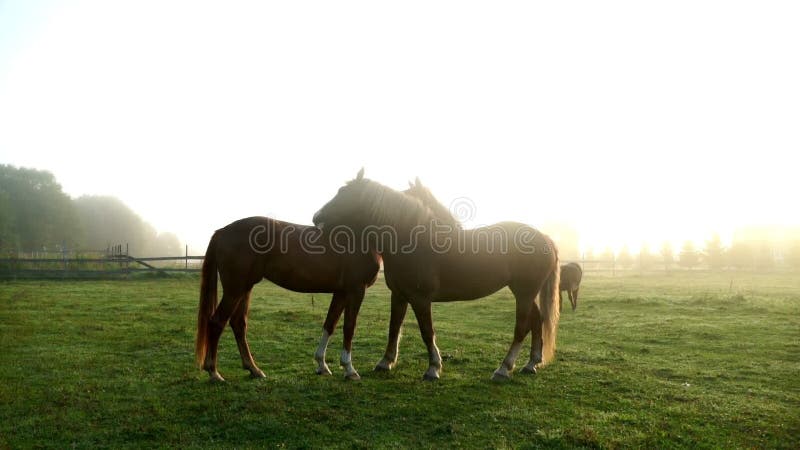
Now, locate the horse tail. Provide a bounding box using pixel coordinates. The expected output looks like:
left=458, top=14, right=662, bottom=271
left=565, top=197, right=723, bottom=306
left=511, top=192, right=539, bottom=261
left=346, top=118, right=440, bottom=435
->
left=195, top=232, right=219, bottom=367
left=539, top=240, right=561, bottom=365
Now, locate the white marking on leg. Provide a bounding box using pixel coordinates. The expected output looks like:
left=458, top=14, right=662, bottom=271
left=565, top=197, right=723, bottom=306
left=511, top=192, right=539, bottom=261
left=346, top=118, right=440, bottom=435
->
left=387, top=329, right=401, bottom=362
left=314, top=329, right=332, bottom=375
left=423, top=339, right=442, bottom=380
left=431, top=341, right=442, bottom=369
left=341, top=349, right=360, bottom=380
left=503, top=341, right=523, bottom=371
left=493, top=341, right=522, bottom=381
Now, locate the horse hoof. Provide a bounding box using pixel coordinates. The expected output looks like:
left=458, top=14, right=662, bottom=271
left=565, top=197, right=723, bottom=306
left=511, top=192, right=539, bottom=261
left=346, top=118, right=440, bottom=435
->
left=491, top=369, right=512, bottom=382
left=422, top=370, right=440, bottom=382
left=316, top=365, right=333, bottom=376
left=374, top=361, right=393, bottom=372
left=249, top=369, right=266, bottom=379
left=520, top=366, right=538, bottom=375
left=208, top=372, right=226, bottom=383
left=344, top=372, right=361, bottom=381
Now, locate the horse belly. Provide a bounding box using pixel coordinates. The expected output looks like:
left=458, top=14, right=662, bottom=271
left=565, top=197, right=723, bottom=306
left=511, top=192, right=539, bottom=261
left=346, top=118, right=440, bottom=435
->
left=434, top=258, right=510, bottom=301
left=263, top=260, right=341, bottom=293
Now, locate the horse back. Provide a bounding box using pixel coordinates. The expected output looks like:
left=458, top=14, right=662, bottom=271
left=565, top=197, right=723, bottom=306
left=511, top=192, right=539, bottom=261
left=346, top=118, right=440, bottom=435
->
left=213, top=217, right=379, bottom=292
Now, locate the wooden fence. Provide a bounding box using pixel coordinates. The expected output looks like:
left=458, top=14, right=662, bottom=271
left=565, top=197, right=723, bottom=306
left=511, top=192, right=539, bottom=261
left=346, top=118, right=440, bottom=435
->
left=0, top=254, right=205, bottom=280
left=1, top=254, right=780, bottom=280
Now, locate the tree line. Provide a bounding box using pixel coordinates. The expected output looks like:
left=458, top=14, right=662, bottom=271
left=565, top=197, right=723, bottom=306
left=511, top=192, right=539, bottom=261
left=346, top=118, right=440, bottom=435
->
left=585, top=234, right=800, bottom=271
left=0, top=165, right=181, bottom=256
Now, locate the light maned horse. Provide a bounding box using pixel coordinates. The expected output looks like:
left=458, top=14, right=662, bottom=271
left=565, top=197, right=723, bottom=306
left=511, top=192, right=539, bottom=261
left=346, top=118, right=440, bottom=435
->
left=559, top=262, right=583, bottom=311
left=313, top=173, right=560, bottom=381
left=195, top=216, right=379, bottom=382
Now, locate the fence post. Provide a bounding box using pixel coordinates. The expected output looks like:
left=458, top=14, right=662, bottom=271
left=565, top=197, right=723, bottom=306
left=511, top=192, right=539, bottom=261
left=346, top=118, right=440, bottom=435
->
left=185, top=244, right=188, bottom=270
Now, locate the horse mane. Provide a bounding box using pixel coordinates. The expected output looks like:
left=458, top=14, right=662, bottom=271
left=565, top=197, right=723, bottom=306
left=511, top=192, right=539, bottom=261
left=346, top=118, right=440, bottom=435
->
left=403, top=183, right=462, bottom=229
left=348, top=179, right=434, bottom=228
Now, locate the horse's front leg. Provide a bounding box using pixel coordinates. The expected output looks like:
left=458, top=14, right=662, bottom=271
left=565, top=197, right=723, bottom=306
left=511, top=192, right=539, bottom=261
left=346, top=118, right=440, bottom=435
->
left=340, top=286, right=366, bottom=381
left=410, top=300, right=442, bottom=381
left=375, top=291, right=408, bottom=371
left=314, top=292, right=346, bottom=376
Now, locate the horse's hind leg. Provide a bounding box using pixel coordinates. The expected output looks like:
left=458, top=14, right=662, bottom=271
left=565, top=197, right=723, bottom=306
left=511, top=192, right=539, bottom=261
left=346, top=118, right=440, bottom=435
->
left=521, top=300, right=544, bottom=374
left=375, top=291, right=408, bottom=372
left=492, top=291, right=534, bottom=381
left=314, top=292, right=347, bottom=376
left=340, top=287, right=366, bottom=381
left=230, top=288, right=265, bottom=378
left=569, top=288, right=577, bottom=311
left=203, top=292, right=245, bottom=382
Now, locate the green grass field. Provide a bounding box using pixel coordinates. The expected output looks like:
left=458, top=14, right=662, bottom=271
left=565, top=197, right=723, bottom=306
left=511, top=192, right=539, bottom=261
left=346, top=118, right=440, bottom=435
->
left=1, top=272, right=798, bottom=448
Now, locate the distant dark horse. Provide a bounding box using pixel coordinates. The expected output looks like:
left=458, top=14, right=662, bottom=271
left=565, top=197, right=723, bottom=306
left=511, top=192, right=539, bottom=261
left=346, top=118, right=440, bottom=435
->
left=195, top=217, right=379, bottom=381
left=559, top=262, right=583, bottom=311
left=313, top=173, right=560, bottom=381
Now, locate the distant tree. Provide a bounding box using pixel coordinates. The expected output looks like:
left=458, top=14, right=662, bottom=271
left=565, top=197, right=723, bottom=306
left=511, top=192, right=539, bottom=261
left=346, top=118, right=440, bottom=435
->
left=728, top=242, right=754, bottom=269
left=704, top=233, right=726, bottom=270
left=0, top=165, right=80, bottom=251
left=153, top=232, right=182, bottom=256
left=617, top=245, right=634, bottom=268
left=678, top=241, right=700, bottom=269
left=0, top=165, right=184, bottom=256
left=660, top=241, right=674, bottom=270
left=638, top=243, right=656, bottom=270
left=74, top=195, right=157, bottom=254
left=0, top=188, right=16, bottom=252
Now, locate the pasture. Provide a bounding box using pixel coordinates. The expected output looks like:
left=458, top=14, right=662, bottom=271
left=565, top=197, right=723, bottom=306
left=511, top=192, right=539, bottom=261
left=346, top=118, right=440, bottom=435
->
left=1, top=272, right=798, bottom=448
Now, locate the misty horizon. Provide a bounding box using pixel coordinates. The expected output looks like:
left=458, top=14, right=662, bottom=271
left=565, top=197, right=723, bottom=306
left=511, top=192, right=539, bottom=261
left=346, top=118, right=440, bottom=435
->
left=1, top=2, right=798, bottom=256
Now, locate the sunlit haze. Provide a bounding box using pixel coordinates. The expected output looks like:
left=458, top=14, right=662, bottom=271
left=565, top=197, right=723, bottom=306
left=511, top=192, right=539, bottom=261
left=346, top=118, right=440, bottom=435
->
left=1, top=1, right=798, bottom=254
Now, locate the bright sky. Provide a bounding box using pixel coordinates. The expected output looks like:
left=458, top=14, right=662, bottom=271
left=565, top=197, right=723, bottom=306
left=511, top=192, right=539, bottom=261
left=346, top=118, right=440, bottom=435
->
left=1, top=1, right=798, bottom=254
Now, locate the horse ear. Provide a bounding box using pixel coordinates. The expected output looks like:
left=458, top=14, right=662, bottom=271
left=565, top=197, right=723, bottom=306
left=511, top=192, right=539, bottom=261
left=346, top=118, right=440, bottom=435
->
left=415, top=176, right=422, bottom=187
left=408, top=180, right=414, bottom=189
left=356, top=167, right=365, bottom=180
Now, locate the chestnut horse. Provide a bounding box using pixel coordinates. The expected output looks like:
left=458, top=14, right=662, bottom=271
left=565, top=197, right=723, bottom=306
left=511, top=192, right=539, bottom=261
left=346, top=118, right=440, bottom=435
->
left=195, top=216, right=379, bottom=382
left=559, top=262, right=583, bottom=311
left=313, top=173, right=560, bottom=381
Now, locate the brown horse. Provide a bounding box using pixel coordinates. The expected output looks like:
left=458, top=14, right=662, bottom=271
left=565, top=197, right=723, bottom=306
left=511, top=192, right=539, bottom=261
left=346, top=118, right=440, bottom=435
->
left=195, top=216, right=379, bottom=382
left=559, top=262, right=583, bottom=311
left=313, top=173, right=560, bottom=381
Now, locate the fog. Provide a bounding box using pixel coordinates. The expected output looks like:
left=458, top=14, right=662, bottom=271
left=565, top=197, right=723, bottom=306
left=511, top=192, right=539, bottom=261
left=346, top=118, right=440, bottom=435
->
left=1, top=1, right=798, bottom=257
